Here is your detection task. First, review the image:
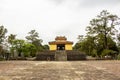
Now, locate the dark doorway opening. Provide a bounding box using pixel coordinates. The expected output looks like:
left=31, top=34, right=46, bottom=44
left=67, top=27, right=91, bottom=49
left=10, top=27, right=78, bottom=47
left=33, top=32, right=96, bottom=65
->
left=57, top=44, right=65, bottom=50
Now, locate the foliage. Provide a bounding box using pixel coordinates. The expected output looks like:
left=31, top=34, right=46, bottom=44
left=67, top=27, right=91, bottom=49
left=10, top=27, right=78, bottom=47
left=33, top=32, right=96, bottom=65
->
left=0, top=26, right=7, bottom=59
left=77, top=35, right=84, bottom=43
left=0, top=45, right=3, bottom=55
left=7, top=34, right=16, bottom=56
left=12, top=39, right=25, bottom=56
left=74, top=35, right=96, bottom=56
left=74, top=10, right=120, bottom=58
left=0, top=45, right=4, bottom=58
left=91, top=49, right=97, bottom=57
left=117, top=34, right=120, bottom=53
left=26, top=30, right=43, bottom=51
left=73, top=35, right=84, bottom=51
left=43, top=44, right=49, bottom=50
left=22, top=43, right=37, bottom=57
left=101, top=49, right=113, bottom=56
left=11, top=39, right=37, bottom=57
left=74, top=34, right=119, bottom=57
left=86, top=10, right=119, bottom=49
left=0, top=26, right=7, bottom=44
left=8, top=34, right=16, bottom=45
left=117, top=34, right=120, bottom=41
left=73, top=42, right=81, bottom=51
left=117, top=54, right=120, bottom=60
left=26, top=30, right=43, bottom=44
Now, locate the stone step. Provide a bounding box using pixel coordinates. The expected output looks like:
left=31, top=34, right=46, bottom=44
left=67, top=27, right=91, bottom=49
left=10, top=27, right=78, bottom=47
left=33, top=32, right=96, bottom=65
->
left=55, top=51, right=67, bottom=61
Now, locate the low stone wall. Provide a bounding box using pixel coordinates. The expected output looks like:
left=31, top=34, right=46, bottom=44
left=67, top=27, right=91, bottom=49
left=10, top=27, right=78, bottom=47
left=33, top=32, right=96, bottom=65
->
left=36, top=50, right=86, bottom=61
left=36, top=51, right=55, bottom=61
left=67, top=51, right=86, bottom=60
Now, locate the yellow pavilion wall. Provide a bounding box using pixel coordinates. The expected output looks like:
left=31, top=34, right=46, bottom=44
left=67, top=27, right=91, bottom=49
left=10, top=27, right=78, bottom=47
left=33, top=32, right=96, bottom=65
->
left=65, top=44, right=72, bottom=50
left=49, top=44, right=57, bottom=50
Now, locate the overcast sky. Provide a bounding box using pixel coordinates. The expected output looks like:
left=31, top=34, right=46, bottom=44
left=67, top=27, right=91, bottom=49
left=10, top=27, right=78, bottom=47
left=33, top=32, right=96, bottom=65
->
left=0, top=0, right=120, bottom=45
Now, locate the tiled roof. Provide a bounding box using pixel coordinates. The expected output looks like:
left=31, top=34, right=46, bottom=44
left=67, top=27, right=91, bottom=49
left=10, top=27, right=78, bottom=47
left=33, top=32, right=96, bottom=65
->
left=49, top=41, right=73, bottom=44
left=49, top=36, right=73, bottom=44
left=55, top=36, right=67, bottom=40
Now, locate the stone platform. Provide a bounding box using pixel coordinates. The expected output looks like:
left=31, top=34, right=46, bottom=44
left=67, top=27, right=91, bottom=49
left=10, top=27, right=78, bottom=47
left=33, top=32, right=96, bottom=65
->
left=36, top=50, right=86, bottom=61
left=0, top=61, right=120, bottom=80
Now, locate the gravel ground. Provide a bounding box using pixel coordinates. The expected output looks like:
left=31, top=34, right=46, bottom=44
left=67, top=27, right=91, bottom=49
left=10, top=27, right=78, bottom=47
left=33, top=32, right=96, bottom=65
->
left=0, top=61, right=120, bottom=80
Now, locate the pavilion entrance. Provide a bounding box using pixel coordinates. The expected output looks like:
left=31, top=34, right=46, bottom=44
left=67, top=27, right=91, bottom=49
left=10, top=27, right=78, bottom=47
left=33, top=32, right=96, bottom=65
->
left=49, top=36, right=73, bottom=51
left=57, top=44, right=65, bottom=50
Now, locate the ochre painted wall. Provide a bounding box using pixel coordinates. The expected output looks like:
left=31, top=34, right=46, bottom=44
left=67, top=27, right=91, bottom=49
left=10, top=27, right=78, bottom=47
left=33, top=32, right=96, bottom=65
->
left=49, top=44, right=73, bottom=50
left=49, top=44, right=57, bottom=50
left=65, top=44, right=72, bottom=50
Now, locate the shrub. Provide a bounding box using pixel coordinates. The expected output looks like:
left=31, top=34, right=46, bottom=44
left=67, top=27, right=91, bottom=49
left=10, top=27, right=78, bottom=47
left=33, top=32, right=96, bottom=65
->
left=91, top=49, right=97, bottom=57
left=30, top=52, right=36, bottom=57
left=101, top=49, right=113, bottom=57
left=24, top=52, right=30, bottom=57
left=0, top=57, right=4, bottom=61
left=117, top=54, right=120, bottom=60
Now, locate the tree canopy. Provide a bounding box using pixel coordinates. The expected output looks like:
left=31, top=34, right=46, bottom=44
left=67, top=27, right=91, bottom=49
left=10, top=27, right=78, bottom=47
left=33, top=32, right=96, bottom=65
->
left=0, top=26, right=7, bottom=44
left=74, top=10, right=120, bottom=58
left=25, top=30, right=45, bottom=52
left=86, top=10, right=119, bottom=49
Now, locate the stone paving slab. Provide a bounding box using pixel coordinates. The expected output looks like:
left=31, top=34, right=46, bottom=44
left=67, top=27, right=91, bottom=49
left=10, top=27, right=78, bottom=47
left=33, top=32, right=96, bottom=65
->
left=0, top=61, right=120, bottom=80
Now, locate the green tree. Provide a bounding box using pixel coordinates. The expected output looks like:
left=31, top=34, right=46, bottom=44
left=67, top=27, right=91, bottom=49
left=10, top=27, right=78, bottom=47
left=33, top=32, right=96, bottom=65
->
left=74, top=35, right=96, bottom=56
left=7, top=34, right=16, bottom=57
left=0, top=26, right=7, bottom=44
left=12, top=39, right=25, bottom=56
left=26, top=30, right=43, bottom=51
left=75, top=10, right=120, bottom=58
left=0, top=45, right=4, bottom=58
left=81, top=36, right=96, bottom=56
left=73, top=35, right=84, bottom=51
left=22, top=43, right=36, bottom=57
left=0, top=26, right=7, bottom=59
left=117, top=34, right=120, bottom=42
left=43, top=44, right=49, bottom=50
left=117, top=34, right=120, bottom=57
left=26, top=30, right=42, bottom=44
left=8, top=34, right=16, bottom=45
left=73, top=42, right=81, bottom=51
left=86, top=10, right=119, bottom=49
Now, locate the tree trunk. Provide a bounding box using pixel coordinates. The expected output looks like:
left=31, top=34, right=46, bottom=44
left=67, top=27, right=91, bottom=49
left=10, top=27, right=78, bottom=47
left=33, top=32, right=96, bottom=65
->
left=104, top=33, right=108, bottom=49
left=104, top=18, right=108, bottom=49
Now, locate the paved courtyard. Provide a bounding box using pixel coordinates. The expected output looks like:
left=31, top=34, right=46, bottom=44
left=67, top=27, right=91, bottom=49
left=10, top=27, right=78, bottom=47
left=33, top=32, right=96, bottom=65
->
left=0, top=61, right=120, bottom=80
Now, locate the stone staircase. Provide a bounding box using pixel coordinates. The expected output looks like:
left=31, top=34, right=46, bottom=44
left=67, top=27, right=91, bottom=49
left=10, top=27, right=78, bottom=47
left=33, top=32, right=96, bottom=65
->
left=55, top=50, right=67, bottom=61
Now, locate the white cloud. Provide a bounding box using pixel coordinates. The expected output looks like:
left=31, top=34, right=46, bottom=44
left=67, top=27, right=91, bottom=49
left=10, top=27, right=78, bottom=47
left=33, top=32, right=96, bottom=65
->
left=81, top=0, right=120, bottom=7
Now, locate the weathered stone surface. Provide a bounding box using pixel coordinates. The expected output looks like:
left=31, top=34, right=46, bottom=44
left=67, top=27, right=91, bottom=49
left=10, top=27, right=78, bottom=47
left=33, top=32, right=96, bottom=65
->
left=55, top=51, right=67, bottom=61
left=0, top=61, right=120, bottom=80
left=36, top=50, right=86, bottom=61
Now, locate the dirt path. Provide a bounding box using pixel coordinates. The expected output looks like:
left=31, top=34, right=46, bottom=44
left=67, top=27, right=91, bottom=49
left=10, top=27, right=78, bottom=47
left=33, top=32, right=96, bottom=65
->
left=0, top=61, right=120, bottom=80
